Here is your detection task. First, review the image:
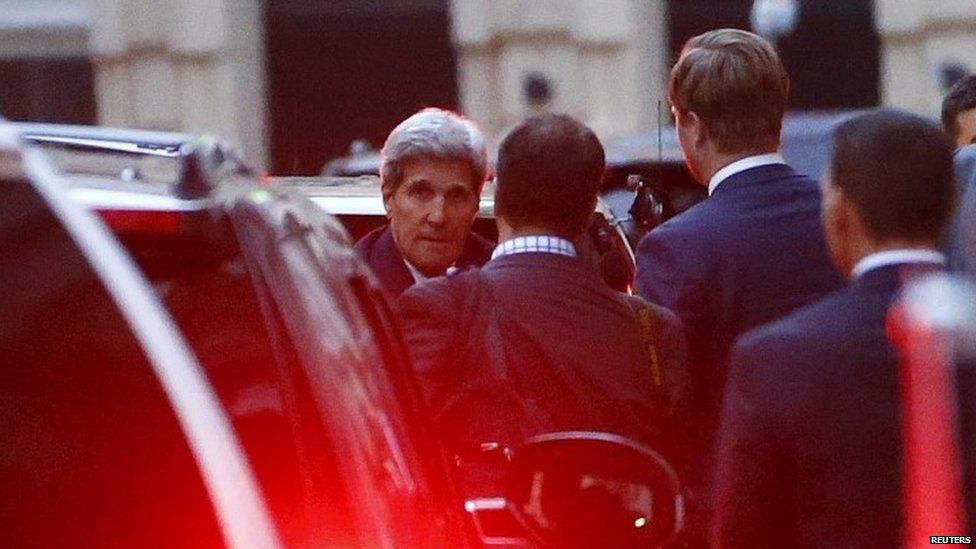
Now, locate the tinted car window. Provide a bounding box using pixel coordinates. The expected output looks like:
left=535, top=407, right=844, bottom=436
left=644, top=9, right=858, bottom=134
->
left=0, top=177, right=224, bottom=548
left=111, top=210, right=351, bottom=545
left=106, top=186, right=465, bottom=546
left=229, top=193, right=465, bottom=547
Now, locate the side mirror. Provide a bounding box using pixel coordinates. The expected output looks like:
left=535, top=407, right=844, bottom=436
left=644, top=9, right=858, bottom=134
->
left=506, top=431, right=683, bottom=549
left=627, top=174, right=671, bottom=233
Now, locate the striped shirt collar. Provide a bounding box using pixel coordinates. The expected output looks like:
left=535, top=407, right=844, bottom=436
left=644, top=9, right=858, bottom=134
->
left=708, top=152, right=786, bottom=195
left=490, top=235, right=577, bottom=261
left=850, top=249, right=946, bottom=280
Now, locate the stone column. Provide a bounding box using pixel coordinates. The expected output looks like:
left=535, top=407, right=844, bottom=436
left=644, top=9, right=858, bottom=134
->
left=90, top=0, right=269, bottom=169
left=450, top=0, right=668, bottom=148
left=876, top=0, right=976, bottom=117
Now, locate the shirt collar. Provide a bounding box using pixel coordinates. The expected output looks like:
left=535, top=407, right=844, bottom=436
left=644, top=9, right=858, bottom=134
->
left=491, top=235, right=577, bottom=261
left=850, top=249, right=946, bottom=279
left=708, top=153, right=786, bottom=195
left=403, top=258, right=429, bottom=283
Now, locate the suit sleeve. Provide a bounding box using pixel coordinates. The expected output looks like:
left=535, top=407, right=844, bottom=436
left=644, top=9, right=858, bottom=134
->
left=636, top=225, right=710, bottom=374
left=395, top=280, right=462, bottom=416
left=648, top=302, right=691, bottom=418
left=712, top=332, right=791, bottom=548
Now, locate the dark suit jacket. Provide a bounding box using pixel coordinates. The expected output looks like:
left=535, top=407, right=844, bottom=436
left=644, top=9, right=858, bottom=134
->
left=354, top=224, right=494, bottom=299
left=713, top=262, right=974, bottom=548
left=634, top=164, right=845, bottom=495
left=396, top=252, right=690, bottom=482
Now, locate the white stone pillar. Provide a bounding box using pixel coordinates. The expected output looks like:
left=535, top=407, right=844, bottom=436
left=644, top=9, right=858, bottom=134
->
left=450, top=0, right=668, bottom=147
left=876, top=0, right=976, bottom=117
left=90, top=0, right=269, bottom=170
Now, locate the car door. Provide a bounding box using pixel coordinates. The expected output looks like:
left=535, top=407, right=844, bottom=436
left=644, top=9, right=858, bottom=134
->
left=0, top=132, right=279, bottom=548
left=225, top=186, right=470, bottom=548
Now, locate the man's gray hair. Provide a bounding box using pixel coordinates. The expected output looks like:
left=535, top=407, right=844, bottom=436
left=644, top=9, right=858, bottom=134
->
left=380, top=108, right=488, bottom=192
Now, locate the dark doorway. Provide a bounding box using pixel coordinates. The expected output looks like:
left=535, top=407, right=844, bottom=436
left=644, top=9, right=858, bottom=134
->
left=0, top=58, right=96, bottom=124
left=264, top=0, right=459, bottom=175
left=667, top=0, right=879, bottom=110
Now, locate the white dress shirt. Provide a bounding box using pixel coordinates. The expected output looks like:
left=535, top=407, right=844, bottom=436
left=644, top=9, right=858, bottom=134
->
left=708, top=152, right=787, bottom=195
left=850, top=249, right=946, bottom=280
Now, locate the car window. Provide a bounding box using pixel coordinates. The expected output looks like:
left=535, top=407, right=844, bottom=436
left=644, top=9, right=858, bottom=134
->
left=229, top=193, right=464, bottom=547
left=112, top=213, right=351, bottom=545
left=0, top=176, right=225, bottom=548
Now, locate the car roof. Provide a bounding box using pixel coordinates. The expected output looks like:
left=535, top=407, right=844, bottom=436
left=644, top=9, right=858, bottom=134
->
left=14, top=122, right=253, bottom=200
left=13, top=122, right=192, bottom=156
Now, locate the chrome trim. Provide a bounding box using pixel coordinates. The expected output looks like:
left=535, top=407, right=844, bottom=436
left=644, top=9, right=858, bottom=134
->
left=68, top=187, right=213, bottom=211
left=23, top=135, right=181, bottom=157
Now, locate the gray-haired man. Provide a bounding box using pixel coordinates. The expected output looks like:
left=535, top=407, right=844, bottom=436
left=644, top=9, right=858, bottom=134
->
left=355, top=108, right=494, bottom=298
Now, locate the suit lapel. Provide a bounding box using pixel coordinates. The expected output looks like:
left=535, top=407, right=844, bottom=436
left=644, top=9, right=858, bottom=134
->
left=372, top=227, right=415, bottom=298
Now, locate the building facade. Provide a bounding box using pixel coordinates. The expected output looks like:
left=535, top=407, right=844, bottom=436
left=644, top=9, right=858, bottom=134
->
left=450, top=0, right=668, bottom=146
left=1, top=1, right=972, bottom=172
left=876, top=0, right=976, bottom=117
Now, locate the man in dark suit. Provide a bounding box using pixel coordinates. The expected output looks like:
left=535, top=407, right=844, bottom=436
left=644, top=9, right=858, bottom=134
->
left=633, top=29, right=845, bottom=519
left=397, top=114, right=689, bottom=495
left=713, top=110, right=959, bottom=548
left=355, top=108, right=494, bottom=299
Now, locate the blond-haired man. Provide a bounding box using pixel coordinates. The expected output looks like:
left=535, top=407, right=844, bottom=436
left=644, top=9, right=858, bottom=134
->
left=634, top=28, right=844, bottom=536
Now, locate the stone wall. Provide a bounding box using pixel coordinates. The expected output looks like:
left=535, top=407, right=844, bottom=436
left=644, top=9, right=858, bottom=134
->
left=450, top=0, right=669, bottom=148
left=90, top=0, right=269, bottom=169
left=876, top=0, right=976, bottom=117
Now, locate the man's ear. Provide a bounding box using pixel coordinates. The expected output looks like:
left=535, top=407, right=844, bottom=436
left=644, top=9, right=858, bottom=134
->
left=821, top=181, right=847, bottom=235
left=381, top=185, right=394, bottom=219
left=682, top=110, right=706, bottom=147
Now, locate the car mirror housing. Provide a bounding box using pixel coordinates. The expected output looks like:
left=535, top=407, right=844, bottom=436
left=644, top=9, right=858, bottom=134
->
left=627, top=174, right=671, bottom=234
left=505, top=431, right=684, bottom=549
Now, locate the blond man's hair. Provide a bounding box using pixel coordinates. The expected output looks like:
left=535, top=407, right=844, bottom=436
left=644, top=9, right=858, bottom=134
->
left=667, top=28, right=789, bottom=154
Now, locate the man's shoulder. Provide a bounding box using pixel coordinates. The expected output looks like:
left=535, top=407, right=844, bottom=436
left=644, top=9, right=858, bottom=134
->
left=733, top=289, right=848, bottom=365
left=353, top=224, right=390, bottom=258
left=398, top=266, right=484, bottom=311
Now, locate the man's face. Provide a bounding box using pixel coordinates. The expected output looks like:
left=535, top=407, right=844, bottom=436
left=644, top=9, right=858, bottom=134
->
left=954, top=108, right=976, bottom=148
left=383, top=157, right=480, bottom=277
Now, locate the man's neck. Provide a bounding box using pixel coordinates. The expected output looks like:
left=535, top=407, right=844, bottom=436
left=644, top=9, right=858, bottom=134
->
left=496, top=221, right=562, bottom=243
left=699, top=149, right=779, bottom=184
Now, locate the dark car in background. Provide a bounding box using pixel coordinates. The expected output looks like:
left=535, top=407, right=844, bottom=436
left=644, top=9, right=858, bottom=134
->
left=11, top=123, right=684, bottom=548
left=602, top=110, right=862, bottom=243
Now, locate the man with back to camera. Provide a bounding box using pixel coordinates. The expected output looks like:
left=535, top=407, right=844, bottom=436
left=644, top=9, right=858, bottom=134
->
left=355, top=108, right=494, bottom=299
left=396, top=113, right=689, bottom=495
left=633, top=27, right=846, bottom=530
left=712, top=109, right=963, bottom=548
